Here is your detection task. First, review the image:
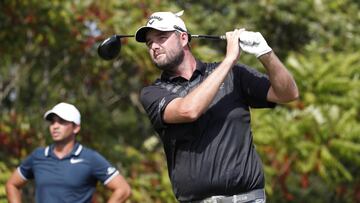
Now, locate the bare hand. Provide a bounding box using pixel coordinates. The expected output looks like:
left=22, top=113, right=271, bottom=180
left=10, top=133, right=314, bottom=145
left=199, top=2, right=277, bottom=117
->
left=224, top=28, right=244, bottom=63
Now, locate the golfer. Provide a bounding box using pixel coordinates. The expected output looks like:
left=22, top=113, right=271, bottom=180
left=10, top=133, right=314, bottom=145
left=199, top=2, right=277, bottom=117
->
left=135, top=11, right=299, bottom=203
left=6, top=102, right=131, bottom=203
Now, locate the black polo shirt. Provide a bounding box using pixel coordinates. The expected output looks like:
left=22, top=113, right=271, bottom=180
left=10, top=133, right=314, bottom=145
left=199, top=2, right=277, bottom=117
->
left=140, top=60, right=276, bottom=202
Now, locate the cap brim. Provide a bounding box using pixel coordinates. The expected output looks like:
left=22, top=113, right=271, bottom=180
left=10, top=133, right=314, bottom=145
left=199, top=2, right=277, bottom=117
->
left=135, top=26, right=151, bottom=42
left=44, top=111, right=56, bottom=121
left=135, top=26, right=177, bottom=43
left=43, top=111, right=72, bottom=123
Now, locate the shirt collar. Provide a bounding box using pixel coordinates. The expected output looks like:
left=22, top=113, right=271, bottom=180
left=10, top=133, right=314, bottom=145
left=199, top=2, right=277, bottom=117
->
left=160, top=59, right=206, bottom=81
left=44, top=142, right=83, bottom=157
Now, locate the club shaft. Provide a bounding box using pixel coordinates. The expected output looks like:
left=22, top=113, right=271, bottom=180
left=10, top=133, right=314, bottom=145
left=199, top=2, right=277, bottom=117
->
left=191, top=35, right=226, bottom=40
left=115, top=35, right=135, bottom=39
left=114, top=34, right=226, bottom=40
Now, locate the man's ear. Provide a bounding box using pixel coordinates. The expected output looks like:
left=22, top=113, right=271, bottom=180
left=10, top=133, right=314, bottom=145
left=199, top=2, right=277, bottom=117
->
left=180, top=32, right=189, bottom=47
left=73, top=125, right=81, bottom=134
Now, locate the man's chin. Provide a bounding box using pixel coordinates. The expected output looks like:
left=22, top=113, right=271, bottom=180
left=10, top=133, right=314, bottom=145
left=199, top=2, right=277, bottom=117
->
left=52, top=138, right=61, bottom=142
left=156, top=64, right=173, bottom=72
left=154, top=61, right=175, bottom=71
left=51, top=135, right=62, bottom=141
left=153, top=58, right=166, bottom=66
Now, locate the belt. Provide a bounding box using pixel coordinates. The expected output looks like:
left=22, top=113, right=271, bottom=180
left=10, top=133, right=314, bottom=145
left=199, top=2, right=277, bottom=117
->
left=187, top=189, right=265, bottom=203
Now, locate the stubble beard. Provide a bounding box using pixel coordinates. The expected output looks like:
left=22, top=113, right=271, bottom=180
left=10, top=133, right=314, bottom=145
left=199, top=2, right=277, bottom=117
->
left=153, top=46, right=185, bottom=73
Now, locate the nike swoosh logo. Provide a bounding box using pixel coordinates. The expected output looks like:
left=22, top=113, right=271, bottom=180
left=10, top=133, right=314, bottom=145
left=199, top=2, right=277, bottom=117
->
left=70, top=158, right=84, bottom=164
left=107, top=167, right=116, bottom=175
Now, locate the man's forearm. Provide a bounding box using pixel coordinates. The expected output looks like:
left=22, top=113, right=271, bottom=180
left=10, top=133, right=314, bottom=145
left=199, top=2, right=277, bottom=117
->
left=178, top=58, right=236, bottom=118
left=6, top=185, right=22, bottom=203
left=163, top=30, right=242, bottom=123
left=107, top=188, right=131, bottom=203
left=259, top=51, right=299, bottom=102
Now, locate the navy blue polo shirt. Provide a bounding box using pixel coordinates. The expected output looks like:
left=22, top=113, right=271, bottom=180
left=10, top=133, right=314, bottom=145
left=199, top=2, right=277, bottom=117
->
left=17, top=143, right=119, bottom=203
left=140, top=60, right=276, bottom=202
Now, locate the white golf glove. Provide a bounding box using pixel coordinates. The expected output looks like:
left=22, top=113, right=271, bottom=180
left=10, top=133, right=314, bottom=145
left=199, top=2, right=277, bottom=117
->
left=239, top=31, right=272, bottom=58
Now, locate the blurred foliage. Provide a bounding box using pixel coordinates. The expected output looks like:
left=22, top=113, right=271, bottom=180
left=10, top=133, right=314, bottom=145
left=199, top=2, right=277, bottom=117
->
left=1, top=0, right=359, bottom=202
left=252, top=50, right=360, bottom=202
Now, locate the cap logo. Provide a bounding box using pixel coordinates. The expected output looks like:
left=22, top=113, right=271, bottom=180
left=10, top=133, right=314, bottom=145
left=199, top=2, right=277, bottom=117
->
left=148, top=19, right=155, bottom=25
left=148, top=15, right=163, bottom=21
left=147, top=15, right=163, bottom=25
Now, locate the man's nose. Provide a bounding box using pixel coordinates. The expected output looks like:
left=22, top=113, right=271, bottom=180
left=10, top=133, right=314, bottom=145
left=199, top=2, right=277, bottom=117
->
left=51, top=121, right=60, bottom=128
left=150, top=42, right=160, bottom=50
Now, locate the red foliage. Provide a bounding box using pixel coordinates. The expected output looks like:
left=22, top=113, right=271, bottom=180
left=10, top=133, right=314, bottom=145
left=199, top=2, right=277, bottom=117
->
left=84, top=36, right=97, bottom=49
left=0, top=112, right=36, bottom=158
left=300, top=173, right=309, bottom=189
left=88, top=3, right=109, bottom=21
left=24, top=14, right=36, bottom=24
left=354, top=182, right=360, bottom=203
left=274, top=154, right=297, bottom=201
left=336, top=185, right=347, bottom=197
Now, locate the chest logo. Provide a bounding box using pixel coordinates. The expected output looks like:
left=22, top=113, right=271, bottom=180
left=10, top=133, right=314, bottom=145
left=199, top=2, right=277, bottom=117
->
left=70, top=158, right=84, bottom=164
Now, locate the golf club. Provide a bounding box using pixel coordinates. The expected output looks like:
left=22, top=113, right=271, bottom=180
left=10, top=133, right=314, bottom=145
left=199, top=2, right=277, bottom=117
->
left=97, top=34, right=226, bottom=60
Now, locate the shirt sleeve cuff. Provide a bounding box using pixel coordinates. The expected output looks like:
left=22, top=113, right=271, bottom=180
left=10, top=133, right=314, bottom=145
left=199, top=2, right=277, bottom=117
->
left=103, top=170, right=119, bottom=185
left=17, top=167, right=28, bottom=180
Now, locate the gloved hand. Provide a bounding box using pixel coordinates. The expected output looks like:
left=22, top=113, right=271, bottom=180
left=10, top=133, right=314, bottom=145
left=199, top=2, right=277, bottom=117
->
left=239, top=31, right=272, bottom=58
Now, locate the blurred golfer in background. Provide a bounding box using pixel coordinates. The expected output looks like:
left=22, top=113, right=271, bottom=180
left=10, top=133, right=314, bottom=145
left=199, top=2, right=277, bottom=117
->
left=6, top=102, right=131, bottom=203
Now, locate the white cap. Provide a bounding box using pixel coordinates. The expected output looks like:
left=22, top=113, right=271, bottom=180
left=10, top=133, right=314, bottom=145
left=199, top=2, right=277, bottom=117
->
left=135, top=10, right=188, bottom=42
left=44, top=102, right=81, bottom=125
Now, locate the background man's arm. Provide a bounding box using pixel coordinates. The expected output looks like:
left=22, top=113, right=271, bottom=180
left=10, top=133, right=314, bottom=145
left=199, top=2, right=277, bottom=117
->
left=6, top=169, right=27, bottom=203
left=105, top=175, right=131, bottom=203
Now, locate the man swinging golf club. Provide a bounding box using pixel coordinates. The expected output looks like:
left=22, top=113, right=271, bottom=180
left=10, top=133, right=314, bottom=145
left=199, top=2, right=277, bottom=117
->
left=136, top=10, right=299, bottom=203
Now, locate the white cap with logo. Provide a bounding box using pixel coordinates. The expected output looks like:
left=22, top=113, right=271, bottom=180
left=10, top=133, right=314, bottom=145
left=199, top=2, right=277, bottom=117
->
left=44, top=102, right=81, bottom=125
left=135, top=10, right=188, bottom=42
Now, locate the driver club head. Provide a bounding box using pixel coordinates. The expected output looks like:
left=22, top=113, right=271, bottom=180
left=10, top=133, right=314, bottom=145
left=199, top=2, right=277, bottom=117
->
left=97, top=35, right=121, bottom=60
